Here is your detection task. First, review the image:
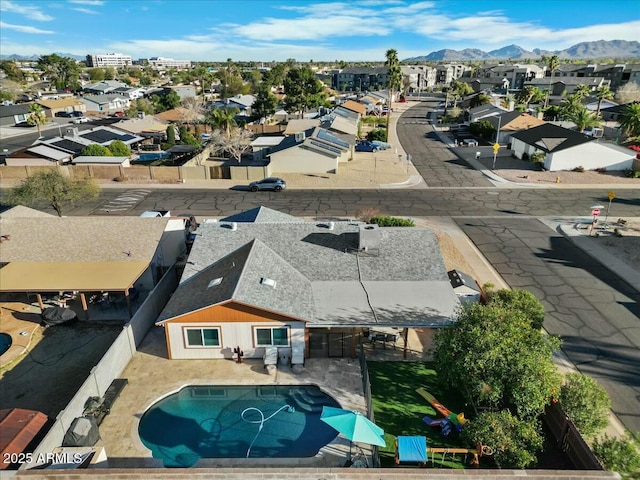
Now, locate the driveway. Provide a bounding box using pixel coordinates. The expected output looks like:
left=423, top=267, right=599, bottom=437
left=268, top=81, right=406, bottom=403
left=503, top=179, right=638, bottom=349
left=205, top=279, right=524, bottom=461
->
left=456, top=217, right=640, bottom=435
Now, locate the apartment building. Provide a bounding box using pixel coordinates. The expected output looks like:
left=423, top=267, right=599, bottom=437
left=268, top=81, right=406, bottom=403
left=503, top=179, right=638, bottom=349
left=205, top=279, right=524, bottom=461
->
left=86, top=53, right=133, bottom=68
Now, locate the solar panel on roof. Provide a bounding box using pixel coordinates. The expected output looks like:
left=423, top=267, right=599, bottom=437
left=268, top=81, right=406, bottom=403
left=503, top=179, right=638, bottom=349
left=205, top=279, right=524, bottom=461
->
left=317, top=129, right=349, bottom=148
left=51, top=139, right=85, bottom=153
left=309, top=140, right=342, bottom=155
left=81, top=130, right=120, bottom=143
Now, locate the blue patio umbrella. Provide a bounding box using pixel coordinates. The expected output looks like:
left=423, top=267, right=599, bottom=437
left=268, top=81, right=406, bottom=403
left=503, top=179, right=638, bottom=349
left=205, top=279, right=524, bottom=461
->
left=320, top=406, right=386, bottom=448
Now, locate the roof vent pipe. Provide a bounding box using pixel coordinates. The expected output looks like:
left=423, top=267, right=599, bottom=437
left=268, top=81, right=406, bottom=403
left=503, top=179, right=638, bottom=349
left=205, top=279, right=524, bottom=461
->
left=230, top=222, right=237, bottom=231
left=328, top=222, right=334, bottom=230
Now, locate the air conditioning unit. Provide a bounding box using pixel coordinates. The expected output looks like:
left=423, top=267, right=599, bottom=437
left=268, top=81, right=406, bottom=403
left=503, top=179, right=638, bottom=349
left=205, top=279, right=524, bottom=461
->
left=294, top=132, right=306, bottom=142
left=592, top=128, right=603, bottom=138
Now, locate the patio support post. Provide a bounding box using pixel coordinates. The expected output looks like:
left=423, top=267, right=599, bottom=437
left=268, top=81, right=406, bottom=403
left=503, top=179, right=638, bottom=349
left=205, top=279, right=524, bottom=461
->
left=351, top=328, right=357, bottom=358
left=36, top=293, right=44, bottom=310
left=80, top=293, right=89, bottom=320
left=403, top=328, right=409, bottom=359
left=124, top=289, right=132, bottom=319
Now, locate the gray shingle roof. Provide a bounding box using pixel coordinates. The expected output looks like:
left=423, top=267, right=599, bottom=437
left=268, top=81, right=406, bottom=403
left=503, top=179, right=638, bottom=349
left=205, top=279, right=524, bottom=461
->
left=221, top=207, right=304, bottom=223
left=163, top=218, right=460, bottom=327
left=510, top=123, right=592, bottom=153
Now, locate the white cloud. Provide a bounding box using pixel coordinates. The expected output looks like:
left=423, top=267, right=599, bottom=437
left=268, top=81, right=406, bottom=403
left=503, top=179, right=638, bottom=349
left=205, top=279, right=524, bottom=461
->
left=72, top=7, right=99, bottom=14
left=0, top=0, right=54, bottom=21
left=0, top=21, right=54, bottom=34
left=356, top=0, right=404, bottom=5
left=68, top=0, right=104, bottom=5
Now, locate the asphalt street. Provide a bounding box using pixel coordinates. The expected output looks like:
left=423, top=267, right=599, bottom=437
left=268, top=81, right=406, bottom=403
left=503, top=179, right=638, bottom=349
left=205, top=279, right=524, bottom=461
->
left=456, top=217, right=640, bottom=435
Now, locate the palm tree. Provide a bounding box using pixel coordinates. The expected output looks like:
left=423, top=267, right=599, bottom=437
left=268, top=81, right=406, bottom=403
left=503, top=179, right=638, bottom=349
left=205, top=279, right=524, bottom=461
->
left=570, top=107, right=601, bottom=133
left=619, top=102, right=640, bottom=138
left=595, top=85, right=614, bottom=117
left=206, top=107, right=238, bottom=139
left=572, top=84, right=591, bottom=100
left=517, top=85, right=543, bottom=109
left=27, top=103, right=47, bottom=137
left=542, top=55, right=559, bottom=108
left=384, top=48, right=402, bottom=139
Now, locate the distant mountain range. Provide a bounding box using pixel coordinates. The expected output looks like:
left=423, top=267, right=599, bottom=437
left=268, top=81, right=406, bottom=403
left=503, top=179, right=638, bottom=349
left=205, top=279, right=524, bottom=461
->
left=0, top=53, right=86, bottom=61
left=404, top=40, right=640, bottom=62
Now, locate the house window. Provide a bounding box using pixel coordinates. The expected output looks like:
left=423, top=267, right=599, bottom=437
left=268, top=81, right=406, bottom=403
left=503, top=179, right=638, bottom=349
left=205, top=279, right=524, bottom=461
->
left=255, top=327, right=289, bottom=347
left=185, top=327, right=221, bottom=347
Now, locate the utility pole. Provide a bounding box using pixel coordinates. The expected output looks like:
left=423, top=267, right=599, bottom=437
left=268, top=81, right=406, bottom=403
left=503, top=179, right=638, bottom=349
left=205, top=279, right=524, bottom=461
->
left=492, top=116, right=502, bottom=170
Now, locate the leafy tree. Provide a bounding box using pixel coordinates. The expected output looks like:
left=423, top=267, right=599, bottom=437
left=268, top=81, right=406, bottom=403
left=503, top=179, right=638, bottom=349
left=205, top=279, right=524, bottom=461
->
left=487, top=289, right=545, bottom=329
left=88, top=68, right=105, bottom=81
left=7, top=170, right=99, bottom=217
left=263, top=63, right=287, bottom=88
left=469, top=120, right=495, bottom=140
left=151, top=90, right=181, bottom=112
left=178, top=125, right=200, bottom=146
left=619, top=102, right=640, bottom=138
left=139, top=75, right=152, bottom=86
left=217, top=58, right=248, bottom=98
left=38, top=54, right=80, bottom=90
left=108, top=140, right=131, bottom=157
left=0, top=60, right=25, bottom=82
left=433, top=302, right=562, bottom=419
left=283, top=66, right=326, bottom=114
left=166, top=125, right=176, bottom=145
left=81, top=144, right=112, bottom=156
left=27, top=104, right=48, bottom=137
left=469, top=93, right=491, bottom=108
left=594, top=85, right=614, bottom=117
left=542, top=54, right=560, bottom=108
left=103, top=67, right=116, bottom=80
left=126, top=98, right=155, bottom=117
left=451, top=80, right=473, bottom=108
left=251, top=86, right=278, bottom=122
left=592, top=434, right=640, bottom=479
left=207, top=107, right=238, bottom=139
left=0, top=90, right=16, bottom=103
left=366, top=128, right=387, bottom=142
left=559, top=373, right=611, bottom=438
left=461, top=410, right=543, bottom=469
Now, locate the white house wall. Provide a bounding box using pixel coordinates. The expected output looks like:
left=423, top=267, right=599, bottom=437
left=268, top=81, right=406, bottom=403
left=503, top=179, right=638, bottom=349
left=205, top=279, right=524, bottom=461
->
left=165, top=321, right=306, bottom=360
left=511, top=138, right=538, bottom=160
left=155, top=220, right=187, bottom=267
left=545, top=142, right=635, bottom=171
left=270, top=147, right=338, bottom=173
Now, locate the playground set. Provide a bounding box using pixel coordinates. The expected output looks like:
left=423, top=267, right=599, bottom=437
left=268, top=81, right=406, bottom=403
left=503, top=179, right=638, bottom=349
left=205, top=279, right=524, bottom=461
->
left=398, top=387, right=493, bottom=467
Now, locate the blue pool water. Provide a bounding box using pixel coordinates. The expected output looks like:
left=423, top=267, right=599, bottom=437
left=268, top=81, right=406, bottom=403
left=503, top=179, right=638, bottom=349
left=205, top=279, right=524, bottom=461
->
left=137, top=152, right=169, bottom=162
left=138, top=385, right=340, bottom=467
left=0, top=333, right=12, bottom=355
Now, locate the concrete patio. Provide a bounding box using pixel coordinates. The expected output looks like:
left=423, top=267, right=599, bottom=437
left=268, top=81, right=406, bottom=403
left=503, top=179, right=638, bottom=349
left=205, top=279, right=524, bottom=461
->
left=98, top=326, right=370, bottom=469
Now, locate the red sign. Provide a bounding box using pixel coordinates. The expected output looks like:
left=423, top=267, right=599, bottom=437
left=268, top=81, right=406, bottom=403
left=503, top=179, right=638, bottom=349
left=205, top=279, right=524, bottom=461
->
left=591, top=209, right=600, bottom=216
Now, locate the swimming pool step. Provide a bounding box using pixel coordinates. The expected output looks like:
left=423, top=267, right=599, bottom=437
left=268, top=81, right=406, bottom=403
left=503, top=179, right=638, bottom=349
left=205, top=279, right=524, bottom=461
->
left=290, top=391, right=325, bottom=413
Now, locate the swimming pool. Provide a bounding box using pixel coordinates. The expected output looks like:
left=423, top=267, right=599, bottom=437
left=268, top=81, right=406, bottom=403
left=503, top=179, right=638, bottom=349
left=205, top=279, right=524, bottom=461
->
left=138, top=385, right=340, bottom=467
left=0, top=333, right=12, bottom=355
left=137, top=152, right=169, bottom=162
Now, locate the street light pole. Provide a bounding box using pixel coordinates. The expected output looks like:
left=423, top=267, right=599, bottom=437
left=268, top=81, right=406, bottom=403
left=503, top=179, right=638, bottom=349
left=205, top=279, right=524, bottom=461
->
left=492, top=116, right=502, bottom=170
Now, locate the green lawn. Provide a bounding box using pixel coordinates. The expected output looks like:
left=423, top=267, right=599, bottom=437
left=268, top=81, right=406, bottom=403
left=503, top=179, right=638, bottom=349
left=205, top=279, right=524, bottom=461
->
left=368, top=361, right=475, bottom=468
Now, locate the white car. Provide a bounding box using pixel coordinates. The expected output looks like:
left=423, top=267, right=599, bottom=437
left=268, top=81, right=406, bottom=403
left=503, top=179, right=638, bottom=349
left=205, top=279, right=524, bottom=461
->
left=72, top=117, right=89, bottom=124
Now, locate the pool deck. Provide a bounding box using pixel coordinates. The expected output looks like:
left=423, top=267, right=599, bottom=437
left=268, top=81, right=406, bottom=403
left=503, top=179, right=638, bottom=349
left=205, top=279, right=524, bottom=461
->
left=99, top=326, right=368, bottom=468
left=0, top=301, right=43, bottom=369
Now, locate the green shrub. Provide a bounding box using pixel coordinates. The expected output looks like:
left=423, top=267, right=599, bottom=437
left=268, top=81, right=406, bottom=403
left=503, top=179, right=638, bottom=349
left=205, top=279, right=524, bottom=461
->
left=488, top=289, right=545, bottom=330
left=469, top=120, right=495, bottom=139
left=366, top=128, right=387, bottom=142
left=368, top=216, right=415, bottom=227
left=559, top=373, right=611, bottom=439
left=572, top=166, right=585, bottom=172
left=592, top=434, right=640, bottom=479
left=625, top=169, right=640, bottom=178
left=530, top=152, right=545, bottom=163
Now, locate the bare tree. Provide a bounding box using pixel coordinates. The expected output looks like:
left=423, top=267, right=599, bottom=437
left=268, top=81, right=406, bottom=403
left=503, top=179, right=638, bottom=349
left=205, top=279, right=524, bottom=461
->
left=208, top=128, right=253, bottom=163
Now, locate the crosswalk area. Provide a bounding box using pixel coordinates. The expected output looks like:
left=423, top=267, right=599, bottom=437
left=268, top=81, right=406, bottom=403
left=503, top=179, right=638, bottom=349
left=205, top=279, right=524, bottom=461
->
left=98, top=189, right=151, bottom=213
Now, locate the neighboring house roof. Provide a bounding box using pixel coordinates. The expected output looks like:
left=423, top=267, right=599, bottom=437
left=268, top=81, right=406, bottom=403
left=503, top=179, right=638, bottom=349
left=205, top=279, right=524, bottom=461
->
left=339, top=67, right=388, bottom=75
left=227, top=94, right=255, bottom=108
left=0, top=216, right=169, bottom=292
left=526, top=77, right=607, bottom=87
left=340, top=100, right=366, bottom=115
left=332, top=106, right=360, bottom=122
left=82, top=94, right=128, bottom=105
left=0, top=206, right=55, bottom=219
left=72, top=155, right=129, bottom=164
left=111, top=115, right=169, bottom=135
left=221, top=206, right=304, bottom=223
left=447, top=270, right=481, bottom=293
left=510, top=123, right=592, bottom=153
left=153, top=107, right=198, bottom=122
left=0, top=104, right=32, bottom=118
left=162, top=216, right=460, bottom=327
left=320, top=114, right=358, bottom=137
left=283, top=119, right=320, bottom=135
left=250, top=136, right=285, bottom=148
left=601, top=101, right=639, bottom=115
left=485, top=112, right=546, bottom=132
left=19, top=144, right=73, bottom=161
left=83, top=80, right=127, bottom=92
left=37, top=98, right=84, bottom=109
left=469, top=104, right=506, bottom=117
left=0, top=409, right=48, bottom=465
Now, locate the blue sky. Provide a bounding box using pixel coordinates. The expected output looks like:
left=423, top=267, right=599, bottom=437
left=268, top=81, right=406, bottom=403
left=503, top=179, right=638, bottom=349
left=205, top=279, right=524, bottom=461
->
left=1, top=0, right=639, bottom=61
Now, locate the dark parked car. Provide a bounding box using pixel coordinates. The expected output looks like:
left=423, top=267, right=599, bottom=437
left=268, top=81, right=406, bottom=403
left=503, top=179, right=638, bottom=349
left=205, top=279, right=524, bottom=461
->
left=55, top=111, right=74, bottom=118
left=355, top=141, right=379, bottom=152
left=72, top=111, right=84, bottom=117
left=249, top=177, right=286, bottom=192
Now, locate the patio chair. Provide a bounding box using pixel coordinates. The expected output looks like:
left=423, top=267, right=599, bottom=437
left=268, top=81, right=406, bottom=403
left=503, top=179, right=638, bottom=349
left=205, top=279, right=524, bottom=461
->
left=395, top=436, right=428, bottom=467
